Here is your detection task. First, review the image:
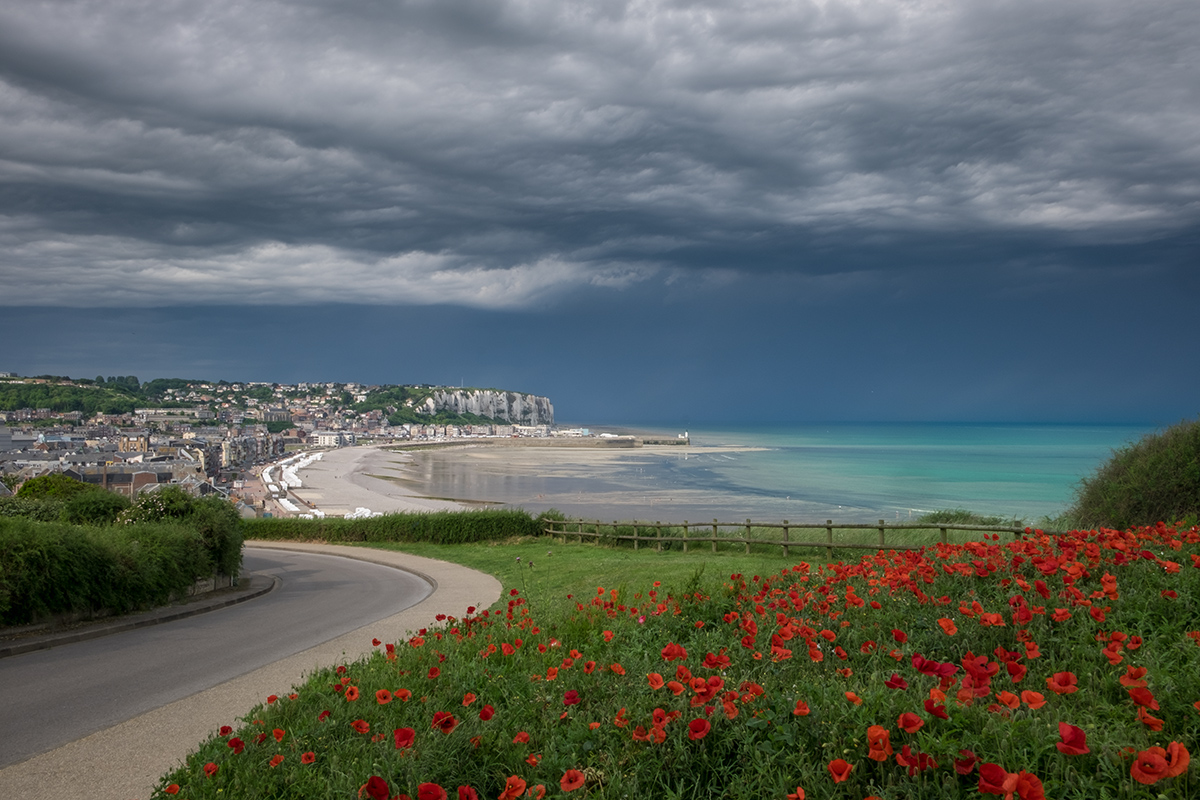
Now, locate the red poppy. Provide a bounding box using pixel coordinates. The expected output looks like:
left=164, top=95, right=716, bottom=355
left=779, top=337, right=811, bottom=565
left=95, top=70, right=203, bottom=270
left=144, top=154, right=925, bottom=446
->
left=352, top=719, right=370, bottom=734
left=428, top=667, right=441, bottom=679
left=884, top=673, right=909, bottom=690
left=688, top=718, right=711, bottom=740
left=417, top=784, right=447, bottom=800
left=786, top=788, right=805, bottom=800
left=647, top=673, right=665, bottom=690
left=563, top=690, right=581, bottom=706
left=583, top=661, right=596, bottom=674
left=793, top=700, right=810, bottom=716
left=866, top=725, right=893, bottom=761
left=924, top=698, right=949, bottom=719
left=344, top=686, right=360, bottom=702
left=827, top=758, right=853, bottom=783
left=1137, top=707, right=1165, bottom=731
left=937, top=617, right=958, bottom=636
left=1164, top=742, right=1190, bottom=778
left=892, top=629, right=908, bottom=643
left=513, top=731, right=530, bottom=743
left=394, top=727, right=416, bottom=749
left=1020, top=691, right=1046, bottom=709
left=227, top=737, right=244, bottom=754
left=219, top=725, right=232, bottom=736
left=457, top=787, right=479, bottom=800
left=479, top=704, right=495, bottom=721
left=1119, top=666, right=1148, bottom=688
left=897, top=712, right=923, bottom=733
left=845, top=691, right=863, bottom=705
left=498, top=775, right=527, bottom=800
left=273, top=728, right=285, bottom=742
left=1056, top=723, right=1089, bottom=755
left=1128, top=687, right=1159, bottom=710
left=431, top=711, right=458, bottom=734
left=610, top=663, right=625, bottom=675
left=396, top=689, right=412, bottom=701
left=203, top=762, right=219, bottom=778
left=165, top=785, right=180, bottom=795
left=662, top=642, right=688, bottom=661
left=269, top=754, right=284, bottom=768
left=995, top=691, right=1020, bottom=710
left=301, top=751, right=315, bottom=764
left=376, top=689, right=393, bottom=705
left=1045, top=672, right=1078, bottom=695
left=461, top=692, right=476, bottom=706
left=954, top=750, right=978, bottom=775
left=363, top=776, right=391, bottom=800
left=1131, top=747, right=1170, bottom=785
left=560, top=770, right=586, bottom=792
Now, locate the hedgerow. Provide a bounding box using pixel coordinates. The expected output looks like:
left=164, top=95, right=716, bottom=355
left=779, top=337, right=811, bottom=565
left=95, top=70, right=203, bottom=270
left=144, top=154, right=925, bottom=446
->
left=0, top=517, right=211, bottom=626
left=243, top=509, right=545, bottom=545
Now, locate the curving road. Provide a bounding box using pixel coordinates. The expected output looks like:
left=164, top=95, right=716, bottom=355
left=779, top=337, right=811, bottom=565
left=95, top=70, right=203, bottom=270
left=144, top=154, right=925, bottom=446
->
left=0, top=547, right=433, bottom=769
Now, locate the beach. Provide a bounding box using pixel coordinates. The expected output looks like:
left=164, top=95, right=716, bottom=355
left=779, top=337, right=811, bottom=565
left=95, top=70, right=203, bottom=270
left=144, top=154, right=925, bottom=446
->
left=285, top=446, right=469, bottom=516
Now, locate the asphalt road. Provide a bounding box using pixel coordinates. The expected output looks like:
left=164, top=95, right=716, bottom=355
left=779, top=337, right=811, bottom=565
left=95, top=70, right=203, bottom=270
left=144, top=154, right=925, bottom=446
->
left=0, top=547, right=433, bottom=769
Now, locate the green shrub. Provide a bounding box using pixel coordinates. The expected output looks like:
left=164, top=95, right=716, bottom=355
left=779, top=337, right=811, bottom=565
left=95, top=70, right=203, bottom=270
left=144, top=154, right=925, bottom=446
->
left=16, top=472, right=99, bottom=500
left=62, top=490, right=131, bottom=525
left=0, top=496, right=66, bottom=522
left=243, top=509, right=543, bottom=545
left=119, top=487, right=244, bottom=578
left=0, top=517, right=210, bottom=626
left=914, top=508, right=1023, bottom=526
left=1070, top=417, right=1200, bottom=529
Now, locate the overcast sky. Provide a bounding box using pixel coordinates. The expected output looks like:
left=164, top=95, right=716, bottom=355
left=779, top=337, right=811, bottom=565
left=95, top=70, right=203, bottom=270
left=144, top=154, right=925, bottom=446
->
left=2, top=0, right=1197, bottom=424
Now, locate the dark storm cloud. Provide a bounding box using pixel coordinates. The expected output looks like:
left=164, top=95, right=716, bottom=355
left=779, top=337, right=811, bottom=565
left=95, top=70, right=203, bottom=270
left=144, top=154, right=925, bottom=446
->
left=1, top=0, right=1197, bottom=307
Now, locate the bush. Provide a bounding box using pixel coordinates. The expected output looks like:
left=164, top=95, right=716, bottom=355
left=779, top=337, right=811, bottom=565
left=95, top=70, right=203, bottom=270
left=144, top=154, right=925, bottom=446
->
left=1070, top=417, right=1200, bottom=529
left=243, top=509, right=543, bottom=545
left=62, top=490, right=131, bottom=526
left=16, top=472, right=99, bottom=500
left=0, top=517, right=211, bottom=626
left=120, top=487, right=244, bottom=578
left=0, top=496, right=66, bottom=522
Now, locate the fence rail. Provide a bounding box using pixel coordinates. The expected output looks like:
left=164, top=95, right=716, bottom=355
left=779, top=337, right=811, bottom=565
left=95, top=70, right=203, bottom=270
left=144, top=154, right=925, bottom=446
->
left=542, top=518, right=1030, bottom=559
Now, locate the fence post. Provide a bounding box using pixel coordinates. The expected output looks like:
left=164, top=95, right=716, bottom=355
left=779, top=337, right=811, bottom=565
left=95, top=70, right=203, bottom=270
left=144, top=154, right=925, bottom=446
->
left=656, top=521, right=662, bottom=552
left=712, top=519, right=718, bottom=554
left=614, top=521, right=619, bottom=549
left=826, top=520, right=833, bottom=560
left=940, top=526, right=947, bottom=545
left=744, top=519, right=752, bottom=554
left=682, top=521, right=689, bottom=553
left=632, top=522, right=639, bottom=551
left=577, top=520, right=583, bottom=543
left=782, top=520, right=789, bottom=557
left=878, top=519, right=886, bottom=549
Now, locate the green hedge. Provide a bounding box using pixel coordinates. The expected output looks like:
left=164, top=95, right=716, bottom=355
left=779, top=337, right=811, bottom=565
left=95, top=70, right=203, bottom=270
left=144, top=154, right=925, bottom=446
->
left=0, top=517, right=213, bottom=626
left=243, top=509, right=544, bottom=544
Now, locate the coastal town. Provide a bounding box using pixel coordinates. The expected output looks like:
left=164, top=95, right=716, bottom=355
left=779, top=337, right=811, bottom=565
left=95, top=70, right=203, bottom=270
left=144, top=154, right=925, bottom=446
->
left=0, top=372, right=571, bottom=516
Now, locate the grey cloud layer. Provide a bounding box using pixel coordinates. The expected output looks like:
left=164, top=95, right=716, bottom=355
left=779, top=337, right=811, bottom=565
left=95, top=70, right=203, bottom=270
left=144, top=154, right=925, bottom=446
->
left=1, top=0, right=1197, bottom=306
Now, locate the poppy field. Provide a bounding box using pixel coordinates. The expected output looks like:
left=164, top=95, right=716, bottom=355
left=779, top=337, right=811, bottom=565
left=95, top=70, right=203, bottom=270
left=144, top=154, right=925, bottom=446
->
left=155, top=524, right=1199, bottom=799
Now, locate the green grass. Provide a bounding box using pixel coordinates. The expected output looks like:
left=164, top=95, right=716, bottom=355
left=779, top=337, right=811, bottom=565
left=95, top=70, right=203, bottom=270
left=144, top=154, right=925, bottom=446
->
left=161, top=524, right=1200, bottom=799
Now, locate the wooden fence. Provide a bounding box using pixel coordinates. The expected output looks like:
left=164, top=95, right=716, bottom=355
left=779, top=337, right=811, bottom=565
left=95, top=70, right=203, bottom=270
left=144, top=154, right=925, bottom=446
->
left=542, top=518, right=1030, bottom=559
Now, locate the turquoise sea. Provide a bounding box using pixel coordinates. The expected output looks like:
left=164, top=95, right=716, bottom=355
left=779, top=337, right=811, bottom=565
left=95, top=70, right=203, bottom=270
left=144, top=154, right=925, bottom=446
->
left=413, top=422, right=1157, bottom=525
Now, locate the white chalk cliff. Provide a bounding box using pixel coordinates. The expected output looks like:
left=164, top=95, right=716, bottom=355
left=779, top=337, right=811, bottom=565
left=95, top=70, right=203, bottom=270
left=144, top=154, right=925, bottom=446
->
left=417, top=389, right=554, bottom=425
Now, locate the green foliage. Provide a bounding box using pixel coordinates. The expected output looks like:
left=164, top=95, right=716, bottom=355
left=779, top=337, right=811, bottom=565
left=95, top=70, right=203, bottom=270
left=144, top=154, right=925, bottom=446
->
left=0, top=382, right=140, bottom=415
left=243, top=509, right=543, bottom=545
left=0, top=517, right=210, bottom=626
left=16, top=472, right=100, bottom=500
left=119, top=487, right=244, bottom=577
left=1070, top=417, right=1200, bottom=529
left=915, top=508, right=1024, bottom=526
left=1, top=472, right=18, bottom=490
left=0, top=496, right=66, bottom=522
left=265, top=420, right=293, bottom=433
left=62, top=490, right=131, bottom=526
